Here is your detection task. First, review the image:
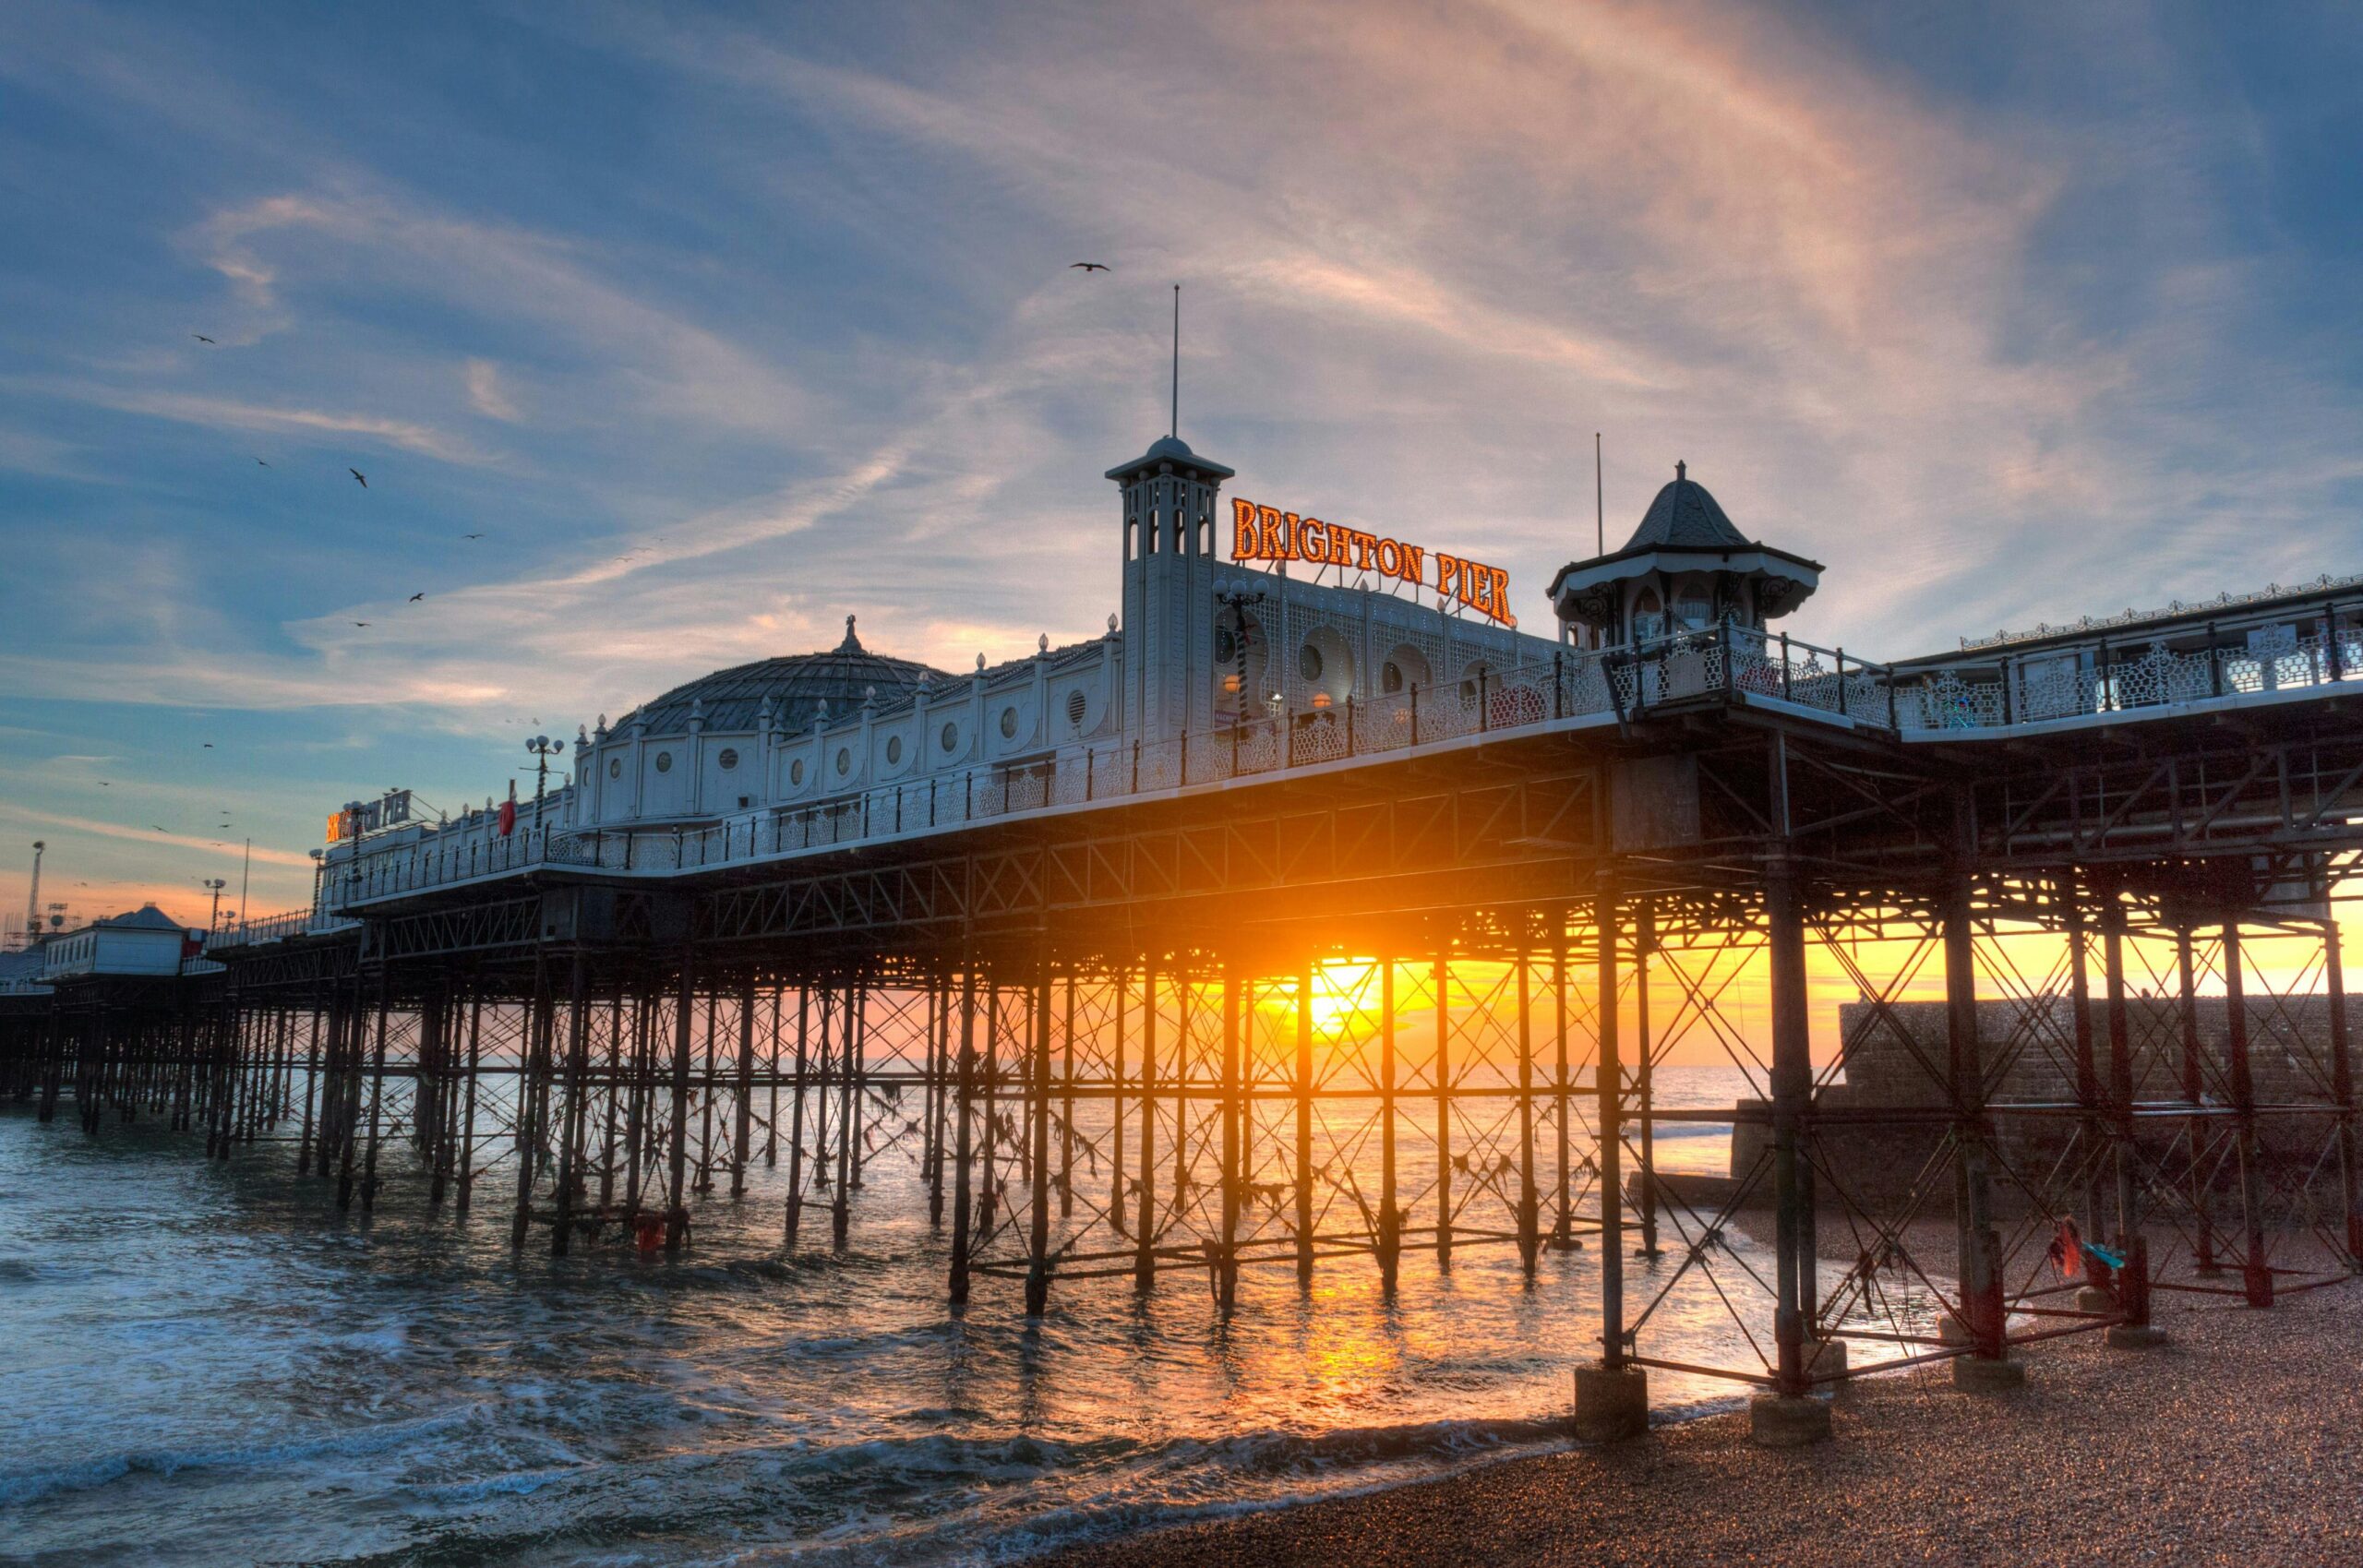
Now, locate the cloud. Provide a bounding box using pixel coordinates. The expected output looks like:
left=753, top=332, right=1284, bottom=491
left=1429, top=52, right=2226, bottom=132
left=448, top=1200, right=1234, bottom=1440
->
left=0, top=803, right=317, bottom=868
left=464, top=358, right=521, bottom=422
left=18, top=380, right=499, bottom=465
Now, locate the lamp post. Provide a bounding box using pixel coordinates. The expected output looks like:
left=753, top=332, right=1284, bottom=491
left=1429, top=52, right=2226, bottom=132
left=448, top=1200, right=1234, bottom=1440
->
left=526, top=735, right=561, bottom=848
left=201, top=877, right=228, bottom=932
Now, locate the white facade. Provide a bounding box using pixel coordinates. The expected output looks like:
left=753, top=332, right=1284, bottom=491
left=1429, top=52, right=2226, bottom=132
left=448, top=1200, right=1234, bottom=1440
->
left=42, top=907, right=195, bottom=981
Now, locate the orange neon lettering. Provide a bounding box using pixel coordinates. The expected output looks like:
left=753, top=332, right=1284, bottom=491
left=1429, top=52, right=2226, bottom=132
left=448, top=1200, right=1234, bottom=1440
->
left=1231, top=497, right=1260, bottom=558
left=1300, top=517, right=1326, bottom=561
left=1256, top=505, right=1287, bottom=559
left=1397, top=544, right=1424, bottom=584
left=1352, top=531, right=1377, bottom=571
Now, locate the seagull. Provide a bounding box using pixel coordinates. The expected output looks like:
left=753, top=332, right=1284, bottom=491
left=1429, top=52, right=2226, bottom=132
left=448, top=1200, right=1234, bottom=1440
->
left=254, top=457, right=270, bottom=467
left=409, top=592, right=425, bottom=602
left=202, top=743, right=213, bottom=748
left=151, top=825, right=166, bottom=832
left=1069, top=262, right=1110, bottom=272
left=192, top=334, right=216, bottom=344
left=463, top=533, right=485, bottom=540
left=353, top=621, right=370, bottom=628
left=349, top=468, right=367, bottom=488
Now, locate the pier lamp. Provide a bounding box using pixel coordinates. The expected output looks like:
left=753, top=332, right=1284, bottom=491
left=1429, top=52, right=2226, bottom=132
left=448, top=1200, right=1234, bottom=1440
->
left=525, top=735, right=562, bottom=833
left=200, top=877, right=228, bottom=932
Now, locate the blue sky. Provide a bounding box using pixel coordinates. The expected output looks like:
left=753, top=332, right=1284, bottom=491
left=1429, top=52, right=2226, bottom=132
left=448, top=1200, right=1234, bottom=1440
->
left=2, top=0, right=2359, bottom=926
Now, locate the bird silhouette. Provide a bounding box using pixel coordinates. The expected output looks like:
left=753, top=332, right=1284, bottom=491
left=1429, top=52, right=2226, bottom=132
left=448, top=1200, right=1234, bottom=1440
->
left=202, top=743, right=213, bottom=748
left=1069, top=262, right=1110, bottom=272
left=151, top=825, right=166, bottom=832
left=192, top=334, right=216, bottom=344
left=353, top=621, right=370, bottom=628
left=462, top=533, right=485, bottom=540
left=254, top=457, right=270, bottom=467
left=349, top=468, right=367, bottom=488
left=409, top=592, right=425, bottom=602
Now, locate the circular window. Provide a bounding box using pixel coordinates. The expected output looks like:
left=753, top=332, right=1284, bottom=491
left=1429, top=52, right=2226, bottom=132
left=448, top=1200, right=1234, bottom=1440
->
left=886, top=735, right=903, bottom=764
left=1299, top=643, right=1325, bottom=683
left=790, top=758, right=805, bottom=785
left=607, top=757, right=621, bottom=779
left=835, top=748, right=851, bottom=776
left=716, top=748, right=739, bottom=771
left=1382, top=661, right=1405, bottom=695
left=941, top=721, right=958, bottom=753
left=1215, top=626, right=1239, bottom=663
left=1065, top=690, right=1087, bottom=726
left=999, top=707, right=1018, bottom=739
left=654, top=750, right=673, bottom=773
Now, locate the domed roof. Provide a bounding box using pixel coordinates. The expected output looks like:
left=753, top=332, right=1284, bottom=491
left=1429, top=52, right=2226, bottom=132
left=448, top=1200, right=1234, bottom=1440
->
left=1623, top=461, right=1750, bottom=551
left=1105, top=432, right=1236, bottom=482
left=615, top=616, right=953, bottom=736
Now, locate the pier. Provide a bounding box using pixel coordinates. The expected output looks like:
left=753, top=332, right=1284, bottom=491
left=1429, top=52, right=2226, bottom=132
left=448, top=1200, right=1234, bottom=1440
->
left=8, top=445, right=2362, bottom=1442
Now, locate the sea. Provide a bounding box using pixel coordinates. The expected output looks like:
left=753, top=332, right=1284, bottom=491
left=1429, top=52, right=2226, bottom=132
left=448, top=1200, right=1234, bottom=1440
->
left=0, top=1064, right=1923, bottom=1567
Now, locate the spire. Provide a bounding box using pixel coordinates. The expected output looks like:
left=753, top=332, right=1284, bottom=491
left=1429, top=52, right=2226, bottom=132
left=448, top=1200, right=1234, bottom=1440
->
left=1675, top=460, right=1686, bottom=482
left=837, top=614, right=863, bottom=653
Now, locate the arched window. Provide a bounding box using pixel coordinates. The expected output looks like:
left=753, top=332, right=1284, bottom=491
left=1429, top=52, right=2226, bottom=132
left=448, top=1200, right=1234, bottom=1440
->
left=1632, top=587, right=1666, bottom=644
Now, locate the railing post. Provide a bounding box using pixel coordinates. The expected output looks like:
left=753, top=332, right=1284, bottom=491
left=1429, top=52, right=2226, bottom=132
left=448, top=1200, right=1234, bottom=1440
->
left=1887, top=664, right=1899, bottom=731
left=1719, top=619, right=1732, bottom=695
left=2001, top=658, right=2015, bottom=724
left=2209, top=622, right=2224, bottom=697
left=1553, top=651, right=1565, bottom=719
left=1345, top=694, right=1355, bottom=755
left=1410, top=682, right=1420, bottom=744
left=2331, top=605, right=2345, bottom=681
left=1835, top=647, right=1848, bottom=716
left=1780, top=632, right=1793, bottom=701
left=1231, top=719, right=1241, bottom=776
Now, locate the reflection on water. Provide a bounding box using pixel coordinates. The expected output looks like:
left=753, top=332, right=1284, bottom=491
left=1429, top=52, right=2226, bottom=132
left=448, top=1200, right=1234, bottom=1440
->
left=0, top=1066, right=1913, bottom=1566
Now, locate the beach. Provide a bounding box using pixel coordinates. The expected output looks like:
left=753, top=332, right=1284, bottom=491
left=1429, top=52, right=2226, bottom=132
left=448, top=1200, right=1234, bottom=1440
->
left=1034, top=1283, right=2363, bottom=1566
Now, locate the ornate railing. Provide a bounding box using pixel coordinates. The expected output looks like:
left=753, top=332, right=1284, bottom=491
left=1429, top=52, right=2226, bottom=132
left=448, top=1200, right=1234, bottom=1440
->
left=326, top=602, right=2363, bottom=908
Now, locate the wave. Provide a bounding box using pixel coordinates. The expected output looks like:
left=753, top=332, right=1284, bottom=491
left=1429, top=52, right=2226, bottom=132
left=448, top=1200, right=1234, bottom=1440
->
left=0, top=1404, right=486, bottom=1508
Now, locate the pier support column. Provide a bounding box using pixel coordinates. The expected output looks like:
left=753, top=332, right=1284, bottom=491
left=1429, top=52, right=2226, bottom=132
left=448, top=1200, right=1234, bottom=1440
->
left=731, top=976, right=756, bottom=1199
left=2102, top=899, right=2165, bottom=1347
left=1517, top=949, right=1541, bottom=1278
left=1578, top=879, right=1649, bottom=1442
left=1219, top=957, right=1241, bottom=1313
left=665, top=944, right=695, bottom=1254
left=1377, top=959, right=1401, bottom=1291
left=785, top=986, right=810, bottom=1244
left=2222, top=920, right=2273, bottom=1308
left=1943, top=840, right=2021, bottom=1393
left=1134, top=958, right=1158, bottom=1293
left=2177, top=928, right=2220, bottom=1275
left=2064, top=884, right=2112, bottom=1311
left=1295, top=962, right=1315, bottom=1287
left=1025, top=943, right=1055, bottom=1317
left=948, top=966, right=978, bottom=1306
left=1752, top=850, right=1832, bottom=1443
left=1434, top=953, right=1454, bottom=1271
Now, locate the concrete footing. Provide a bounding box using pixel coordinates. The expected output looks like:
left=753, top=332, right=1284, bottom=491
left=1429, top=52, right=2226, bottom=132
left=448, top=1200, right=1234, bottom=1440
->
left=1749, top=1393, right=1832, bottom=1447
left=2105, top=1322, right=2169, bottom=1349
left=1572, top=1362, right=1649, bottom=1442
left=2074, top=1286, right=2117, bottom=1313
left=1952, top=1355, right=2026, bottom=1393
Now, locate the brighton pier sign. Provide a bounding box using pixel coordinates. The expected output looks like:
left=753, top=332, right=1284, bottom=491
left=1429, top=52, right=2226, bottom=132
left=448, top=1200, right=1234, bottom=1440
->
left=1229, top=497, right=1517, bottom=627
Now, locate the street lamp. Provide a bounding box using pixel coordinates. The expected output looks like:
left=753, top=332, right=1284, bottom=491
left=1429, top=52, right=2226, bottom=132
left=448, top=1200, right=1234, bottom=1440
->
left=201, top=877, right=228, bottom=932
left=525, top=735, right=561, bottom=845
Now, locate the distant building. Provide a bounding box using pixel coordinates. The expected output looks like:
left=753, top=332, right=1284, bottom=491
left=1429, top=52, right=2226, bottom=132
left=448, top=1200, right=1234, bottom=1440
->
left=42, top=905, right=199, bottom=983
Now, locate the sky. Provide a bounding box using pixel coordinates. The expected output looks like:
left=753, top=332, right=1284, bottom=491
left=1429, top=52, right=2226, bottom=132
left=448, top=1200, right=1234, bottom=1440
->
left=2, top=0, right=2360, bottom=931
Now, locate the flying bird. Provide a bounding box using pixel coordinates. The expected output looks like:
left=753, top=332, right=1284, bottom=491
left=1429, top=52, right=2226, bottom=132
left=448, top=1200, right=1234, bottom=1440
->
left=353, top=621, right=370, bottom=628
left=254, top=457, right=270, bottom=467
left=202, top=742, right=213, bottom=748
left=349, top=468, right=367, bottom=488
left=409, top=592, right=425, bottom=602
left=192, top=334, right=216, bottom=344
left=1069, top=262, right=1110, bottom=272
left=463, top=533, right=485, bottom=540
left=151, top=825, right=166, bottom=832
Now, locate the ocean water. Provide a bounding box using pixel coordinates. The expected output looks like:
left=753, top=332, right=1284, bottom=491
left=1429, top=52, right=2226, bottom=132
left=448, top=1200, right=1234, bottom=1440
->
left=0, top=1065, right=1904, bottom=1566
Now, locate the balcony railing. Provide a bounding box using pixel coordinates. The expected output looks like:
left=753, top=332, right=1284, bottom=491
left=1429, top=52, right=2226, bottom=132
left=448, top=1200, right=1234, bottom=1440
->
left=324, top=604, right=2363, bottom=909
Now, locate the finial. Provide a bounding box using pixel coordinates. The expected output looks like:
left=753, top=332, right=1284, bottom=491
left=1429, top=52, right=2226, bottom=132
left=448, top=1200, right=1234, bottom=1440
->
left=1038, top=632, right=1049, bottom=655
left=1107, top=613, right=1119, bottom=635
left=1675, top=460, right=1686, bottom=482
left=862, top=684, right=877, bottom=711
left=839, top=614, right=862, bottom=652
left=977, top=652, right=987, bottom=673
